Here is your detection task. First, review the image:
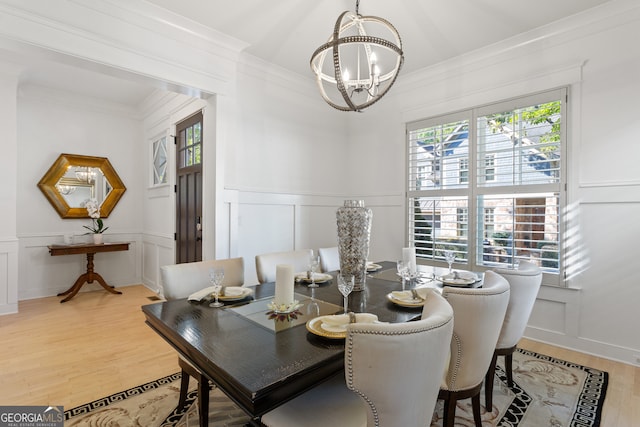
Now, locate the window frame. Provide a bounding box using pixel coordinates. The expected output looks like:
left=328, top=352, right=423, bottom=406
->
left=406, top=88, right=567, bottom=286
left=150, top=133, right=169, bottom=187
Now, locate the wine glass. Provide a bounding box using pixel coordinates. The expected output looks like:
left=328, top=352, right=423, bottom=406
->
left=337, top=273, right=354, bottom=314
left=308, top=252, right=320, bottom=288
left=444, top=250, right=455, bottom=273
left=396, top=260, right=408, bottom=290
left=307, top=285, right=320, bottom=316
left=208, top=267, right=225, bottom=308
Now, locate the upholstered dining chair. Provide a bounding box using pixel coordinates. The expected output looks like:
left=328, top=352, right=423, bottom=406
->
left=160, top=257, right=244, bottom=427
left=484, top=260, right=542, bottom=410
left=318, top=246, right=340, bottom=272
left=255, top=249, right=313, bottom=283
left=438, top=271, right=510, bottom=427
left=261, top=290, right=454, bottom=427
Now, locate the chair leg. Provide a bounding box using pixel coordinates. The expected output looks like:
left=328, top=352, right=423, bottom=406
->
left=442, top=395, right=457, bottom=427
left=484, top=351, right=498, bottom=411
left=505, top=353, right=514, bottom=387
left=197, top=374, right=209, bottom=427
left=471, top=392, right=482, bottom=427
left=178, top=368, right=189, bottom=408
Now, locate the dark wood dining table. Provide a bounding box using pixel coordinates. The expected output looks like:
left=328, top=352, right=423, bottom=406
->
left=141, top=261, right=479, bottom=425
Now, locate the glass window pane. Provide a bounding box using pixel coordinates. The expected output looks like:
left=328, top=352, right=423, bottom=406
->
left=179, top=129, right=186, bottom=149
left=194, top=144, right=201, bottom=165
left=153, top=137, right=167, bottom=185
left=477, top=194, right=559, bottom=272
left=187, top=126, right=193, bottom=147
left=186, top=146, right=193, bottom=166
left=477, top=101, right=561, bottom=187
left=408, top=119, right=469, bottom=190
left=409, top=196, right=469, bottom=263
left=194, top=122, right=201, bottom=143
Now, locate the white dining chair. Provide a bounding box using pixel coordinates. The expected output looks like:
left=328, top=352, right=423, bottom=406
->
left=160, top=257, right=244, bottom=427
left=438, top=271, right=510, bottom=427
left=318, top=246, right=340, bottom=272
left=484, top=260, right=542, bottom=410
left=261, top=290, right=454, bottom=427
left=255, top=249, right=313, bottom=283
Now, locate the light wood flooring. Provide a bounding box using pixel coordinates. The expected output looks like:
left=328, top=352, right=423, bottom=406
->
left=0, top=285, right=638, bottom=425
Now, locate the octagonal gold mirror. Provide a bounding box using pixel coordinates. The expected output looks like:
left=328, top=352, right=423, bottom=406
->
left=38, top=153, right=126, bottom=218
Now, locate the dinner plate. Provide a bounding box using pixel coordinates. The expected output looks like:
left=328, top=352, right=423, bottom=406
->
left=217, top=287, right=254, bottom=301
left=438, top=272, right=478, bottom=286
left=306, top=316, right=346, bottom=339
left=386, top=290, right=428, bottom=307
left=295, top=272, right=333, bottom=284
left=366, top=263, right=382, bottom=272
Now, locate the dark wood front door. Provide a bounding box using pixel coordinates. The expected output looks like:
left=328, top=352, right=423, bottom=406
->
left=175, top=111, right=203, bottom=264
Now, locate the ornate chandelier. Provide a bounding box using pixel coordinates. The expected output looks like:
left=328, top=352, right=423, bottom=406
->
left=310, top=0, right=403, bottom=112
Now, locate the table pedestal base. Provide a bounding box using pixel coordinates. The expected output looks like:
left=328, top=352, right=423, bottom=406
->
left=57, top=252, right=123, bottom=303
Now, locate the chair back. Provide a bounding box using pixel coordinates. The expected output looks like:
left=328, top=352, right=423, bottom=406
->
left=255, top=249, right=313, bottom=283
left=493, top=261, right=542, bottom=350
left=318, top=247, right=340, bottom=272
left=441, top=271, right=510, bottom=391
left=346, top=291, right=454, bottom=427
left=160, top=257, right=244, bottom=300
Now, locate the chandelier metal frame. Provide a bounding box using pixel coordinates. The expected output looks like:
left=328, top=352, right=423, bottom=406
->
left=310, top=1, right=404, bottom=112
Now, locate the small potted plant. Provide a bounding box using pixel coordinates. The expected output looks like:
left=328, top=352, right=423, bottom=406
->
left=83, top=199, right=108, bottom=244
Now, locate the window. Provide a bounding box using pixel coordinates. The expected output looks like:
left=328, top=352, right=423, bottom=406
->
left=178, top=118, right=202, bottom=168
left=484, top=154, right=495, bottom=182
left=459, top=158, right=469, bottom=184
left=152, top=136, right=168, bottom=185
left=457, top=208, right=468, bottom=237
left=407, top=89, right=565, bottom=283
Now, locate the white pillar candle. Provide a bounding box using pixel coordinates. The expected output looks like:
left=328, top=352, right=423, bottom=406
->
left=402, top=247, right=416, bottom=273
left=274, top=264, right=295, bottom=306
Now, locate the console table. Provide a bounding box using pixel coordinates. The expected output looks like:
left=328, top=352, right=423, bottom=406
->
left=48, top=242, right=130, bottom=303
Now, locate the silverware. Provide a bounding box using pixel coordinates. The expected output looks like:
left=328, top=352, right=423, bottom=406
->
left=411, top=289, right=425, bottom=301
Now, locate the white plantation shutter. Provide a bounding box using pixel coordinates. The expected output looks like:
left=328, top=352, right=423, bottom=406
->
left=407, top=88, right=566, bottom=284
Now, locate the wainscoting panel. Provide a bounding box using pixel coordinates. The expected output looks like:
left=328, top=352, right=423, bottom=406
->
left=141, top=233, right=174, bottom=296
left=18, top=234, right=140, bottom=301
left=0, top=239, right=18, bottom=315
left=237, top=202, right=296, bottom=285
left=529, top=297, right=567, bottom=335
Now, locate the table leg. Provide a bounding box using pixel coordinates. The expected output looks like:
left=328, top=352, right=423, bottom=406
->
left=57, top=252, right=123, bottom=303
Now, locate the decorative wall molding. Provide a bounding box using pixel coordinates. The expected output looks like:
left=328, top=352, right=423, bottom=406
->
left=0, top=0, right=245, bottom=95
left=0, top=239, right=18, bottom=315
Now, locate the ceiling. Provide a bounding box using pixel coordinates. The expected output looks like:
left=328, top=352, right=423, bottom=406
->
left=12, top=0, right=614, bottom=107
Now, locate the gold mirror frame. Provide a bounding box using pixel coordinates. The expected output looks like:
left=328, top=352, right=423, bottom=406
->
left=38, top=153, right=126, bottom=218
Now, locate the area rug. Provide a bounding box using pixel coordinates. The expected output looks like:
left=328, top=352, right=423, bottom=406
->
left=65, top=348, right=607, bottom=426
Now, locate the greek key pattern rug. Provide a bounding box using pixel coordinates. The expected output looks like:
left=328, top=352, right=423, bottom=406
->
left=65, top=348, right=608, bottom=427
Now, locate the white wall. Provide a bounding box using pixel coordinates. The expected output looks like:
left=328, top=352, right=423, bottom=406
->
left=347, top=0, right=640, bottom=365
left=16, top=86, right=144, bottom=299
left=0, top=64, right=19, bottom=314
left=141, top=57, right=352, bottom=290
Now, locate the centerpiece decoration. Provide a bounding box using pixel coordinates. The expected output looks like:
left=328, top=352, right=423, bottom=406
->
left=83, top=199, right=108, bottom=244
left=337, top=200, right=372, bottom=291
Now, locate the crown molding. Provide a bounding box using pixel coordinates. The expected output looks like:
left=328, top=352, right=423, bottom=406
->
left=0, top=0, right=247, bottom=95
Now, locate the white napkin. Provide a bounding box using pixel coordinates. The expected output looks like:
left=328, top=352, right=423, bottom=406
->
left=391, top=288, right=430, bottom=303
left=188, top=286, right=216, bottom=302
left=220, top=286, right=246, bottom=297
left=187, top=286, right=247, bottom=301
left=295, top=272, right=328, bottom=281
left=321, top=313, right=378, bottom=333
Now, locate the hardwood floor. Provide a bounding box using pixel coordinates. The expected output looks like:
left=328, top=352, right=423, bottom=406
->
left=0, top=285, right=176, bottom=409
left=0, top=285, right=638, bottom=426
